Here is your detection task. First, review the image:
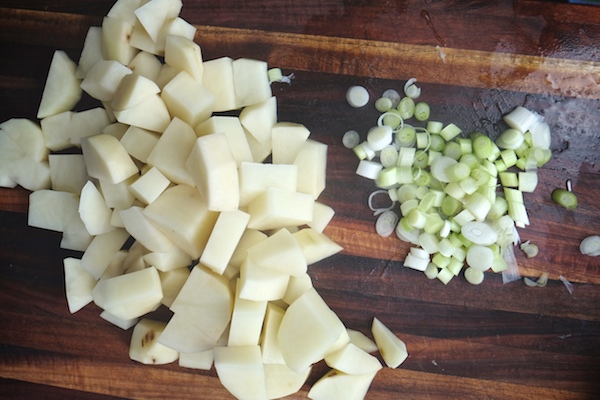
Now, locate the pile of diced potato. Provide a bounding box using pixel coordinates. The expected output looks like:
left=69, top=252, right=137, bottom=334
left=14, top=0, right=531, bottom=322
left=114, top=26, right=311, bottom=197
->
left=0, top=0, right=408, bottom=398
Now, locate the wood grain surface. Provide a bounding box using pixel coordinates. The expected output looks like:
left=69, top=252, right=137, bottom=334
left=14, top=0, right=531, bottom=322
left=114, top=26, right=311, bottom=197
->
left=1, top=1, right=599, bottom=399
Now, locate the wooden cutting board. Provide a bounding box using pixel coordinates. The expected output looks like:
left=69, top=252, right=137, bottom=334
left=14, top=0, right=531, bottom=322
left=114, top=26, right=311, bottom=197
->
left=1, top=1, right=600, bottom=399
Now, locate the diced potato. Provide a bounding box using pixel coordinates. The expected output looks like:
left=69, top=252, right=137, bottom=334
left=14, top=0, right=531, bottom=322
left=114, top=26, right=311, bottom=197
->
left=155, top=17, right=197, bottom=56
left=107, top=0, right=146, bottom=25
left=310, top=201, right=336, bottom=233
left=76, top=26, right=104, bottom=79
left=134, top=0, right=182, bottom=42
left=69, top=107, right=112, bottom=145
left=179, top=349, right=214, bottom=370
left=347, top=329, right=379, bottom=354
left=246, top=228, right=307, bottom=277
left=0, top=118, right=48, bottom=162
left=278, top=288, right=346, bottom=373
left=28, top=190, right=78, bottom=233
left=223, top=229, right=267, bottom=281
left=247, top=187, right=314, bottom=231
left=228, top=280, right=268, bottom=346
left=239, top=96, right=277, bottom=145
left=101, top=16, right=138, bottom=64
left=164, top=34, right=203, bottom=81
left=143, top=246, right=192, bottom=273
left=111, top=72, right=161, bottom=111
left=293, top=228, right=343, bottom=265
left=113, top=94, right=171, bottom=132
left=213, top=345, right=267, bottom=400
left=294, top=139, right=327, bottom=199
left=371, top=317, right=408, bottom=368
left=81, top=229, right=130, bottom=279
left=40, top=111, right=73, bottom=152
left=232, top=58, right=271, bottom=108
left=92, top=266, right=163, bottom=320
left=282, top=273, right=313, bottom=305
left=202, top=57, right=237, bottom=112
left=127, top=51, right=163, bottom=81
left=200, top=209, right=250, bottom=275
left=37, top=50, right=82, bottom=119
left=195, top=116, right=253, bottom=167
left=238, top=257, right=290, bottom=302
left=260, top=302, right=286, bottom=364
left=161, top=70, right=215, bottom=127
left=99, top=176, right=136, bottom=210
left=49, top=154, right=88, bottom=193
left=129, top=318, right=179, bottom=365
left=264, top=363, right=311, bottom=400
left=81, top=134, right=139, bottom=184
left=271, top=122, right=310, bottom=165
left=120, top=126, right=160, bottom=164
left=186, top=133, right=239, bottom=212
left=238, top=162, right=297, bottom=207
left=79, top=180, right=114, bottom=235
left=143, top=185, right=219, bottom=259
left=99, top=309, right=138, bottom=330
left=146, top=117, right=196, bottom=186
left=119, top=206, right=176, bottom=253
left=324, top=343, right=382, bottom=375
left=158, top=267, right=190, bottom=308
left=64, top=257, right=96, bottom=313
left=307, top=370, right=377, bottom=400
left=128, top=167, right=170, bottom=205
left=81, top=60, right=132, bottom=102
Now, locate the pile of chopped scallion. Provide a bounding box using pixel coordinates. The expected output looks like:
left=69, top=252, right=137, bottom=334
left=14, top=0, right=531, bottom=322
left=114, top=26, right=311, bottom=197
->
left=343, top=80, right=553, bottom=285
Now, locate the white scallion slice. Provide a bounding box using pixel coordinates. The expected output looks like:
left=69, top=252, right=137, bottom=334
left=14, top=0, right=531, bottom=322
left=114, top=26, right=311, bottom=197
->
left=464, top=267, right=484, bottom=285
left=461, top=221, right=498, bottom=246
left=377, top=111, right=404, bottom=132
left=342, top=130, right=360, bottom=149
left=466, top=245, right=494, bottom=271
left=404, top=253, right=429, bottom=271
left=375, top=210, right=399, bottom=237
left=403, top=78, right=421, bottom=99
left=519, top=241, right=539, bottom=258
left=346, top=85, right=370, bottom=108
left=367, top=125, right=393, bottom=151
left=380, top=145, right=399, bottom=168
left=368, top=189, right=395, bottom=216
left=356, top=160, right=383, bottom=180
left=503, top=106, right=538, bottom=133
left=580, top=235, right=600, bottom=257
left=430, top=156, right=457, bottom=183
left=382, top=89, right=401, bottom=108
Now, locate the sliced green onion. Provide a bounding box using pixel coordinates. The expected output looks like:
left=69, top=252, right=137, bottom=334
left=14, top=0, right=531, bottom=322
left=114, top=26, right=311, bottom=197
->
left=436, top=267, right=454, bottom=285
left=380, top=145, right=399, bottom=168
left=424, top=262, right=439, bottom=279
left=424, top=213, right=445, bottom=234
left=495, top=128, right=524, bottom=150
left=414, top=102, right=430, bottom=121
left=267, top=67, right=284, bottom=82
left=396, top=166, right=414, bottom=184
left=441, top=195, right=461, bottom=217
left=426, top=121, right=443, bottom=134
left=397, top=97, right=415, bottom=120
left=375, top=210, right=399, bottom=237
left=486, top=196, right=508, bottom=220
left=461, top=221, right=498, bottom=246
left=440, top=123, right=462, bottom=142
left=395, top=126, right=416, bottom=147
left=367, top=125, right=393, bottom=151
left=551, top=188, right=578, bottom=209
left=443, top=141, right=462, bottom=160
left=397, top=147, right=416, bottom=167
left=432, top=252, right=451, bottom=268
left=378, top=110, right=404, bottom=131
left=381, top=89, right=401, bottom=108
left=346, top=85, right=370, bottom=108
left=580, top=235, right=600, bottom=257
left=445, top=162, right=471, bottom=182
left=412, top=169, right=432, bottom=187
left=342, top=130, right=360, bottom=149
left=464, top=267, right=484, bottom=285
left=396, top=184, right=418, bottom=203
left=413, top=151, right=429, bottom=169
left=499, top=171, right=518, bottom=187
left=356, top=160, right=383, bottom=180
left=419, top=232, right=440, bottom=254
left=456, top=138, right=473, bottom=154
left=430, top=156, right=457, bottom=183
left=403, top=78, right=421, bottom=99
left=368, top=189, right=395, bottom=216
left=400, top=198, right=419, bottom=216
left=404, top=253, right=429, bottom=271
left=376, top=166, right=398, bottom=188
left=473, top=135, right=494, bottom=160
left=444, top=182, right=466, bottom=201
left=503, top=106, right=537, bottom=133
left=466, top=244, right=494, bottom=271
left=395, top=219, right=420, bottom=245
left=429, top=134, right=445, bottom=152
left=375, top=97, right=393, bottom=112
left=519, top=241, right=539, bottom=258
left=353, top=141, right=376, bottom=160
left=518, top=171, right=538, bottom=193
left=500, top=149, right=517, bottom=168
